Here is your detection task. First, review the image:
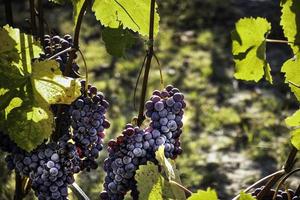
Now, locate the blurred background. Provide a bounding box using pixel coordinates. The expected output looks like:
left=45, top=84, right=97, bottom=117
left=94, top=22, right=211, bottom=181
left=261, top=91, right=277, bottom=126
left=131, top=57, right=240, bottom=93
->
left=0, top=0, right=299, bottom=199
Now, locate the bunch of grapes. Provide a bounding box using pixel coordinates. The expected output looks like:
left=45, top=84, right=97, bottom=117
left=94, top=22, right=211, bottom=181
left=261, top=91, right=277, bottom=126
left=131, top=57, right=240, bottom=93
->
left=4, top=131, right=81, bottom=199
left=145, top=85, right=185, bottom=159
left=251, top=186, right=300, bottom=200
left=40, top=34, right=79, bottom=77
left=30, top=135, right=81, bottom=200
left=69, top=82, right=110, bottom=171
left=100, top=85, right=185, bottom=200
left=100, top=124, right=152, bottom=200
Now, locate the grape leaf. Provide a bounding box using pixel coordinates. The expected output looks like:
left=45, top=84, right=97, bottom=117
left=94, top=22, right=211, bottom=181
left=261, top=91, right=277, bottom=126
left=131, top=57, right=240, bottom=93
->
left=71, top=0, right=85, bottom=26
left=239, top=191, right=256, bottom=200
left=92, top=0, right=160, bottom=37
left=232, top=17, right=272, bottom=83
left=291, top=129, right=300, bottom=150
left=0, top=25, right=81, bottom=151
left=187, top=188, right=218, bottom=200
left=32, top=60, right=81, bottom=104
left=101, top=26, right=135, bottom=57
left=281, top=55, right=300, bottom=101
left=155, top=145, right=175, bottom=180
left=155, top=146, right=186, bottom=200
left=280, top=0, right=300, bottom=54
left=135, top=162, right=164, bottom=200
left=6, top=96, right=54, bottom=151
left=2, top=25, right=42, bottom=74
left=285, top=109, right=300, bottom=127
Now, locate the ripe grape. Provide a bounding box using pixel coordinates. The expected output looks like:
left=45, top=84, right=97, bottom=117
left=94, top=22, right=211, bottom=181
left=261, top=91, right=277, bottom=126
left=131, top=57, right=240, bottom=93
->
left=251, top=186, right=300, bottom=200
left=145, top=85, right=185, bottom=158
left=69, top=82, right=110, bottom=171
left=101, top=85, right=186, bottom=200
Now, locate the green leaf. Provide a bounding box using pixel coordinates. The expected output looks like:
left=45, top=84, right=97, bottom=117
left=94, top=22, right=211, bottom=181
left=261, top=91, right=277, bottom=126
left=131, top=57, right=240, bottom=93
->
left=281, top=55, right=300, bottom=101
left=31, top=60, right=81, bottom=105
left=135, top=162, right=164, bottom=200
left=72, top=0, right=85, bottom=26
left=232, top=17, right=272, bottom=83
left=101, top=27, right=135, bottom=57
left=187, top=188, right=218, bottom=200
left=2, top=25, right=42, bottom=74
left=92, top=0, right=160, bottom=37
left=280, top=0, right=300, bottom=54
left=6, top=97, right=54, bottom=151
left=291, top=129, right=300, bottom=150
left=155, top=145, right=175, bottom=180
left=285, top=109, right=300, bottom=127
left=0, top=25, right=81, bottom=151
left=239, top=191, right=256, bottom=200
left=155, top=146, right=186, bottom=200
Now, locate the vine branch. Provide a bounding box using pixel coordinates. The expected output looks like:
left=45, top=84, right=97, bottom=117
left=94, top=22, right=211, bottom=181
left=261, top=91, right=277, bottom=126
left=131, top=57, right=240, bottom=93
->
left=256, top=146, right=298, bottom=199
left=169, top=180, right=192, bottom=197
left=137, top=0, right=156, bottom=126
left=29, top=0, right=37, bottom=36
left=37, top=0, right=44, bottom=48
left=231, top=170, right=285, bottom=200
left=4, top=0, right=13, bottom=26
left=70, top=182, right=90, bottom=200
left=65, top=0, right=89, bottom=76
left=266, top=39, right=292, bottom=44
left=14, top=173, right=24, bottom=200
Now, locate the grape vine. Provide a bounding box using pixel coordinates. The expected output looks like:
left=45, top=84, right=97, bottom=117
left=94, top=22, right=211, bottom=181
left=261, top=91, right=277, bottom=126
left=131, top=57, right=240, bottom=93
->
left=1, top=0, right=300, bottom=200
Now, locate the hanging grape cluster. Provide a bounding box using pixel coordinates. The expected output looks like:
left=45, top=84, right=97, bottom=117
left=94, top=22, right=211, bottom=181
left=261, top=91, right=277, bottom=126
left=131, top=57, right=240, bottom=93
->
left=69, top=81, right=110, bottom=171
left=100, top=85, right=185, bottom=200
left=0, top=34, right=110, bottom=200
left=251, top=186, right=300, bottom=200
left=40, top=34, right=79, bottom=77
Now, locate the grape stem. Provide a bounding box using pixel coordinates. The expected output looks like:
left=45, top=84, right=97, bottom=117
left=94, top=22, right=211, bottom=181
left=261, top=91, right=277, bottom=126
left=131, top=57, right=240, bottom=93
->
left=137, top=0, right=156, bottom=126
left=266, top=39, right=293, bottom=44
left=14, top=173, right=24, bottom=200
left=273, top=168, right=300, bottom=199
left=256, top=146, right=298, bottom=199
left=4, top=0, right=13, bottom=26
left=169, top=180, right=192, bottom=197
left=37, top=0, right=44, bottom=48
left=47, top=47, right=73, bottom=61
left=231, top=169, right=285, bottom=200
left=65, top=0, right=89, bottom=76
left=70, top=182, right=90, bottom=200
left=29, top=0, right=37, bottom=36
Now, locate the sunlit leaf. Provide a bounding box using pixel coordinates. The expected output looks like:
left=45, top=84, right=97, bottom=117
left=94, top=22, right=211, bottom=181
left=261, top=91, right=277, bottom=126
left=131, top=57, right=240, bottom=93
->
left=92, top=0, right=160, bottom=37
left=280, top=0, right=300, bottom=54
left=291, top=129, right=300, bottom=150
left=6, top=96, right=54, bottom=151
left=32, top=60, right=81, bottom=105
left=281, top=55, right=300, bottom=101
left=135, top=162, right=164, bottom=200
left=232, top=17, right=272, bottom=83
left=187, top=188, right=218, bottom=200
left=285, top=109, right=300, bottom=127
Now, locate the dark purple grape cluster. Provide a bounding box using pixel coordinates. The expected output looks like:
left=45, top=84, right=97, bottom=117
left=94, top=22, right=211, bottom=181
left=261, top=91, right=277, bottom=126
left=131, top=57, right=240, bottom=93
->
left=251, top=186, right=300, bottom=200
left=100, top=85, right=185, bottom=200
left=69, top=82, right=110, bottom=171
left=100, top=125, right=152, bottom=200
left=30, top=136, right=81, bottom=200
left=145, top=85, right=185, bottom=159
left=4, top=133, right=81, bottom=200
left=40, top=34, right=79, bottom=77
